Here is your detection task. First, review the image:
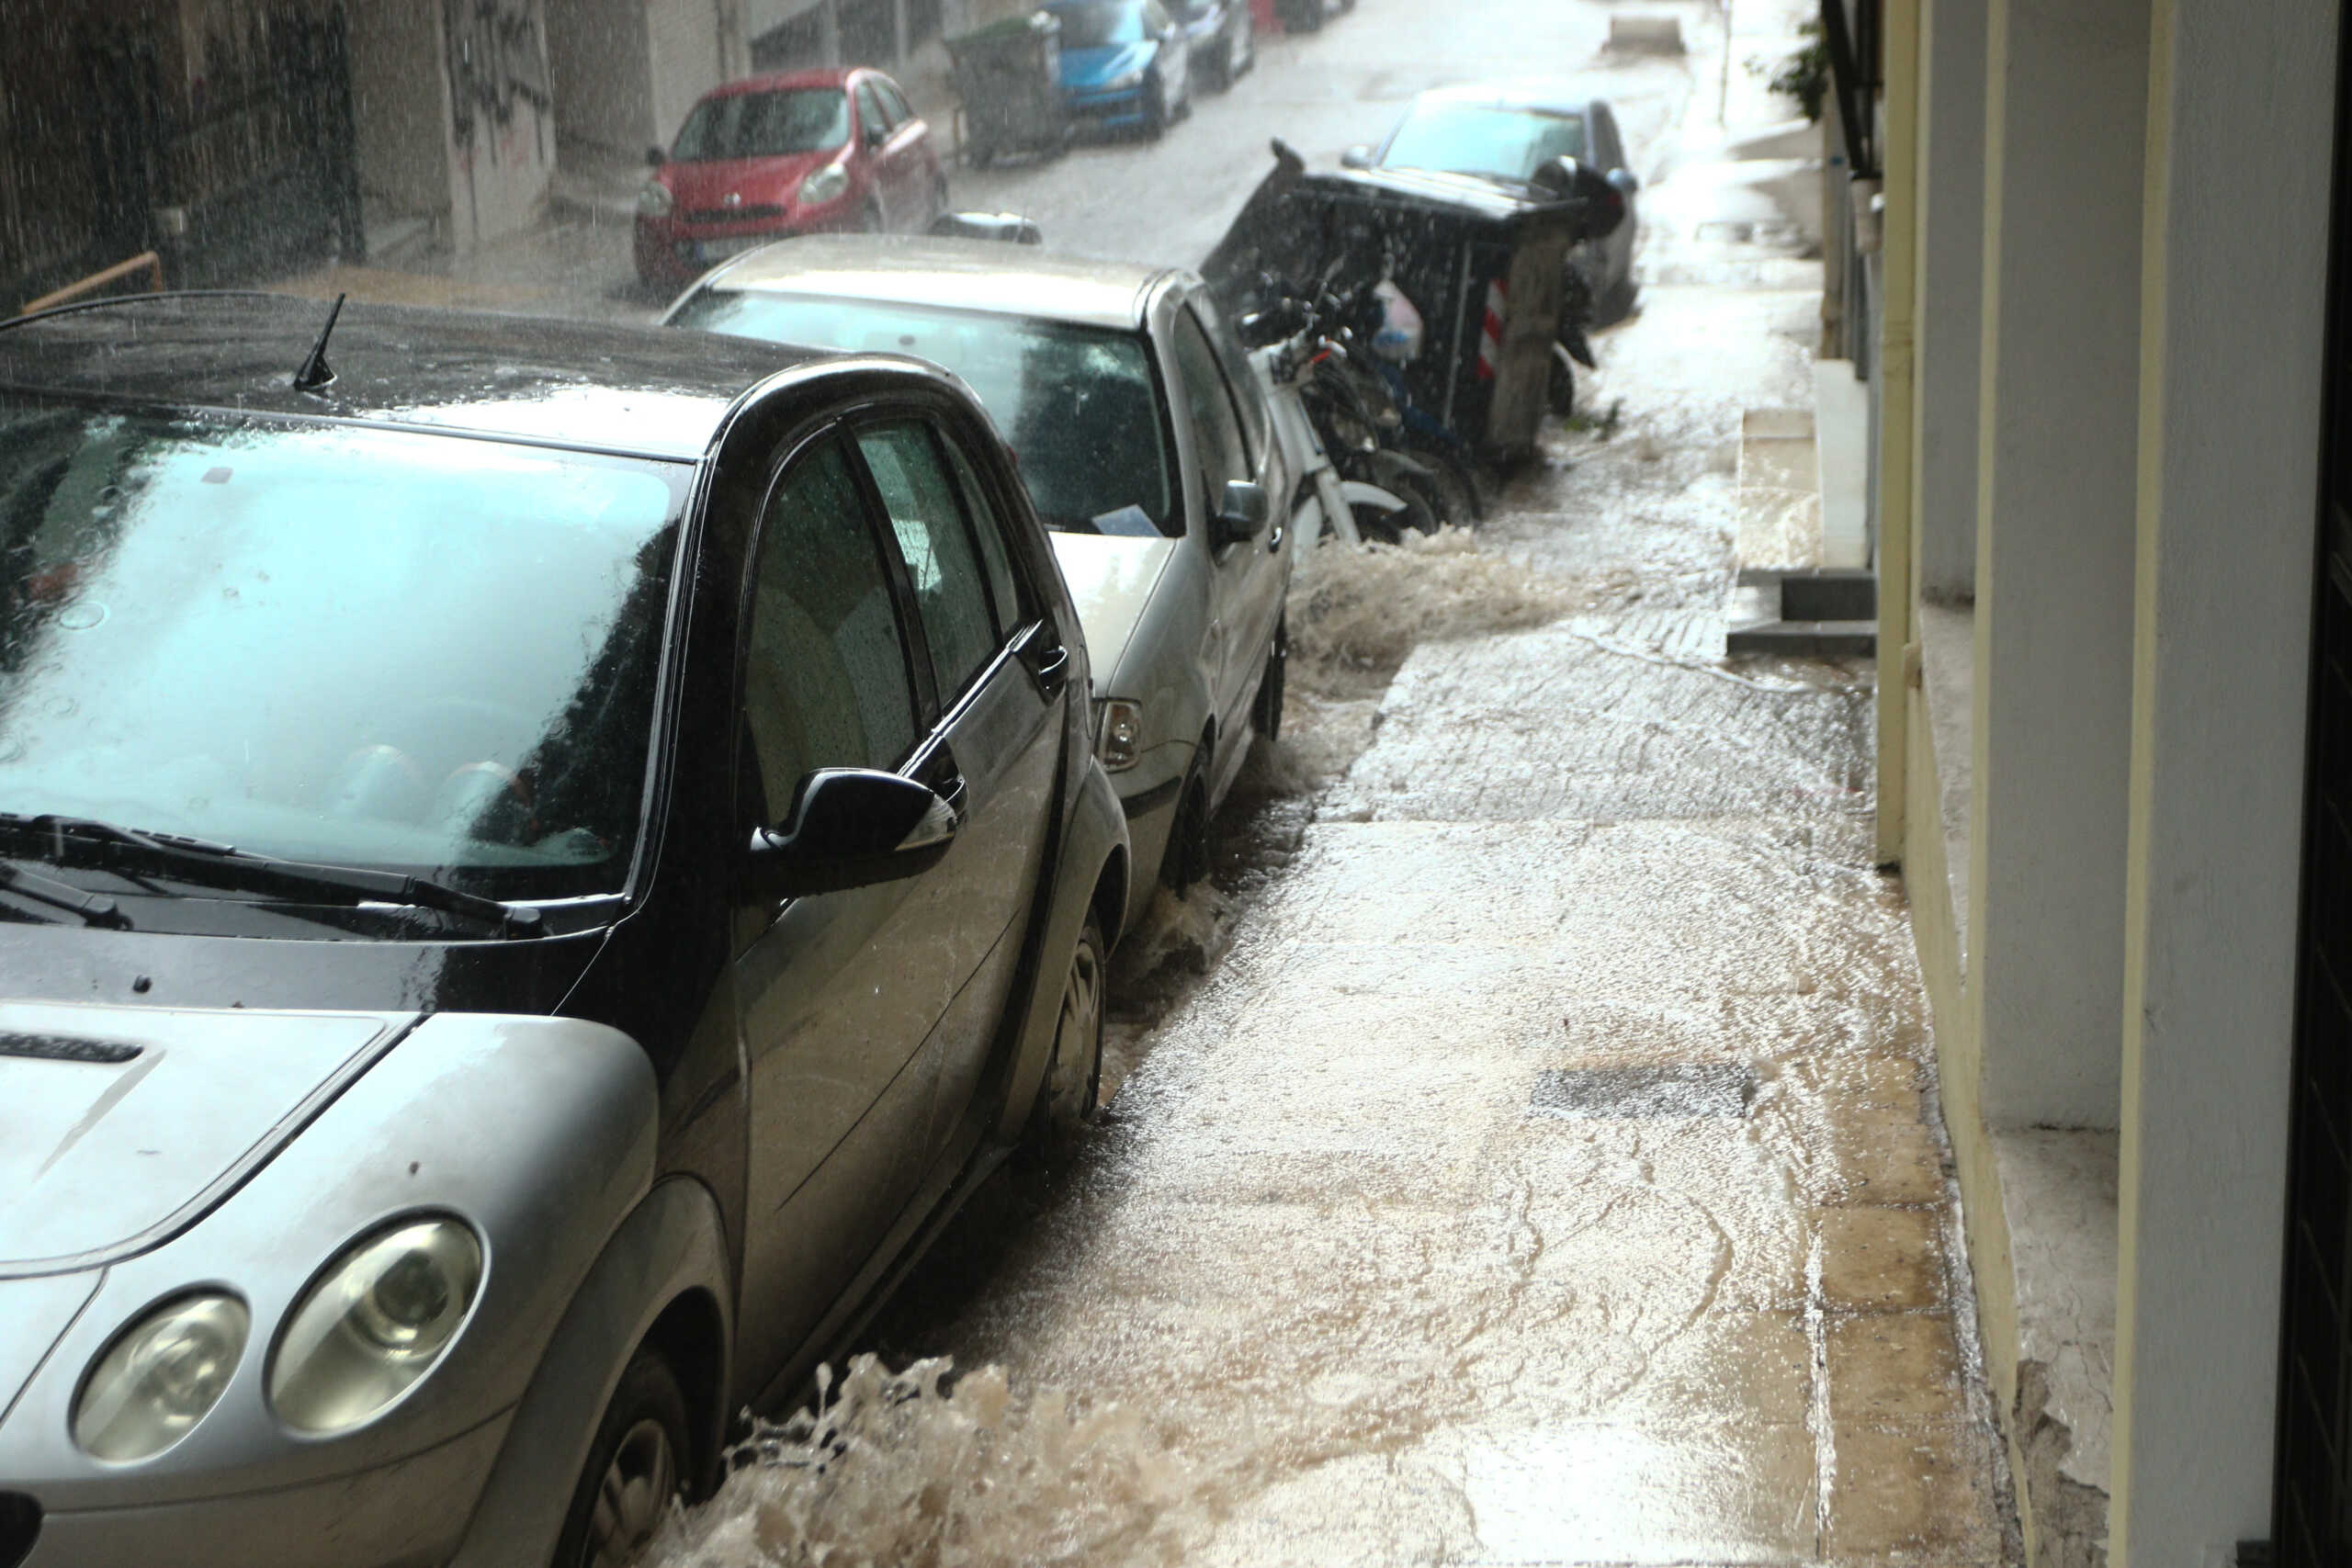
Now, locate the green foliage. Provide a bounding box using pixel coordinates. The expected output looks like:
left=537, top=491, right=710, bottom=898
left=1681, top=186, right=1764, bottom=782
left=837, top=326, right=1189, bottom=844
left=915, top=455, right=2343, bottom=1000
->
left=1750, top=20, right=1829, bottom=124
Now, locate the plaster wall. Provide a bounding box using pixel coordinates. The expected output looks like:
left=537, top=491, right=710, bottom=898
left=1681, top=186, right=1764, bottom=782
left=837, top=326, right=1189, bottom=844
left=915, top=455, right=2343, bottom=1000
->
left=545, top=0, right=656, bottom=156
left=345, top=0, right=450, bottom=219
left=2109, top=0, right=2333, bottom=1555
left=1914, top=0, right=1984, bottom=602
left=1968, top=0, right=2144, bottom=1133
left=441, top=0, right=558, bottom=253
left=648, top=0, right=742, bottom=151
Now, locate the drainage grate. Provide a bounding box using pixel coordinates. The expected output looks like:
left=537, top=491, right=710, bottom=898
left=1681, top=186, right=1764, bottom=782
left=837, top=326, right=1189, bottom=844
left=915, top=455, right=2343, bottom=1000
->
left=1530, top=1064, right=1754, bottom=1119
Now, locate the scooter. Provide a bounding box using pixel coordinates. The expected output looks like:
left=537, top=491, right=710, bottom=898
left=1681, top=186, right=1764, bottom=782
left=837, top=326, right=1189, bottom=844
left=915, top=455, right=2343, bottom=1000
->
left=1246, top=283, right=1422, bottom=550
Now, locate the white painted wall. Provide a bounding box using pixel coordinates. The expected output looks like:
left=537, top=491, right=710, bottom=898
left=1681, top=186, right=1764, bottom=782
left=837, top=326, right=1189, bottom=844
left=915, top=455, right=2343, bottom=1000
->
left=1913, top=0, right=1984, bottom=603
left=1968, top=0, right=2146, bottom=1132
left=2109, top=0, right=2335, bottom=1556
left=346, top=0, right=451, bottom=220
left=442, top=0, right=558, bottom=253
left=545, top=0, right=656, bottom=157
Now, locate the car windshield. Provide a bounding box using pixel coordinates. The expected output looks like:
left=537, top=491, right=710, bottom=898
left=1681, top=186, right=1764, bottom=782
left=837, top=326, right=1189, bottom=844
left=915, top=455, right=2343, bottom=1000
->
left=1052, top=2, right=1148, bottom=49
left=1380, top=104, right=1589, bottom=183
left=0, top=401, right=688, bottom=900
left=673, top=87, right=850, bottom=161
left=672, top=291, right=1178, bottom=538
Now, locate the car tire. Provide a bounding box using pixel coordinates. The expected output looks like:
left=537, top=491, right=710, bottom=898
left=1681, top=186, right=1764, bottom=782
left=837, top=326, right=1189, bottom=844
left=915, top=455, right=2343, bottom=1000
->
left=929, top=174, right=951, bottom=224
left=1283, top=0, right=1324, bottom=33
left=1027, top=909, right=1106, bottom=1145
left=1252, top=615, right=1287, bottom=742
left=1162, top=756, right=1212, bottom=891
left=1143, top=78, right=1170, bottom=140
left=553, top=1348, right=691, bottom=1568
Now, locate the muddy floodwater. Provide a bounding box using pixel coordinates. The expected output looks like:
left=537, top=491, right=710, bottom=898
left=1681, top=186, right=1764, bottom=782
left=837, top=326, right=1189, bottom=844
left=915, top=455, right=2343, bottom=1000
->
left=640, top=167, right=2010, bottom=1568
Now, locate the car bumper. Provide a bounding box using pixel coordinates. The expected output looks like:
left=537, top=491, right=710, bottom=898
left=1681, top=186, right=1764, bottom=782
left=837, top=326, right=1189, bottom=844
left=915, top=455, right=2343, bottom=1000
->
left=635, top=209, right=856, bottom=284
left=1108, top=743, right=1193, bottom=929
left=1066, top=85, right=1150, bottom=126
left=20, top=1412, right=511, bottom=1568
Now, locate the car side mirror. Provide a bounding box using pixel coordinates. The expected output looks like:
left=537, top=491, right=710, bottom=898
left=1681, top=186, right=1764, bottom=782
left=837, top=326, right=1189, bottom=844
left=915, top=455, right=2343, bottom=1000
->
left=1531, top=155, right=1628, bottom=239
left=1608, top=167, right=1640, bottom=197
left=1341, top=144, right=1375, bottom=170
left=1214, top=479, right=1272, bottom=547
left=647, top=144, right=666, bottom=167
left=744, top=768, right=957, bottom=899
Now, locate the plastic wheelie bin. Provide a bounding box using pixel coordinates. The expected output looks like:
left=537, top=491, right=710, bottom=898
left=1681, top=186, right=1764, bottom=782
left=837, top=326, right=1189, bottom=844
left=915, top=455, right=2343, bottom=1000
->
left=946, top=11, right=1069, bottom=168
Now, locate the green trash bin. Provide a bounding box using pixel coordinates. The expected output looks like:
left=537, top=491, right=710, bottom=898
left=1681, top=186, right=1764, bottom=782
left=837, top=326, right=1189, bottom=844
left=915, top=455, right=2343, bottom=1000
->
left=947, top=11, right=1069, bottom=168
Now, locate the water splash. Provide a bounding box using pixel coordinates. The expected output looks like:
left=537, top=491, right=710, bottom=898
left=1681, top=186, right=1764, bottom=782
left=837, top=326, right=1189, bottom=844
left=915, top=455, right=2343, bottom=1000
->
left=650, top=1355, right=1204, bottom=1568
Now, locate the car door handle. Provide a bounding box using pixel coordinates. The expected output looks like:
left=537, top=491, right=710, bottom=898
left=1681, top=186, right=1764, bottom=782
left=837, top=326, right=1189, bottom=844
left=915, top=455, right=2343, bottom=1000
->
left=918, top=750, right=968, bottom=814
left=1027, top=640, right=1071, bottom=697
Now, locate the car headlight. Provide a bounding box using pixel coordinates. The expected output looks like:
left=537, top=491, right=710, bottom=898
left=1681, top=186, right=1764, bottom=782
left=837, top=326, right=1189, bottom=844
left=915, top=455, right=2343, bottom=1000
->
left=1098, top=698, right=1146, bottom=772
left=268, top=1216, right=483, bottom=1435
left=798, top=162, right=850, bottom=207
left=74, top=1293, right=250, bottom=1463
left=1109, top=70, right=1146, bottom=90
left=636, top=180, right=673, bottom=219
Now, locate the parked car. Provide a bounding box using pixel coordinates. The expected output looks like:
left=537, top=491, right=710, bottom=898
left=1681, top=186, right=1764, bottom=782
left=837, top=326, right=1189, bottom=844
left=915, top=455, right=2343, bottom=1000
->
left=666, top=237, right=1298, bottom=930
left=635, top=67, right=948, bottom=288
left=1045, top=0, right=1193, bottom=137
left=1272, top=0, right=1352, bottom=33
left=1346, top=84, right=1641, bottom=323
left=1168, top=0, right=1253, bottom=91
left=0, top=293, right=1127, bottom=1568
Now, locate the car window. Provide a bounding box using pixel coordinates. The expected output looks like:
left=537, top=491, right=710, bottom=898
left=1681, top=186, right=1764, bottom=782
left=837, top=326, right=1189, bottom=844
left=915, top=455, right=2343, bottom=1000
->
left=876, top=81, right=915, bottom=126
left=673, top=88, right=851, bottom=160
left=1051, top=1, right=1148, bottom=48
left=1380, top=104, right=1588, bottom=183
left=0, top=402, right=685, bottom=897
left=856, top=421, right=1002, bottom=702
left=1187, top=298, right=1266, bottom=466
left=672, top=289, right=1179, bottom=539
left=1170, top=310, right=1251, bottom=510
left=939, top=435, right=1027, bottom=636
left=742, top=437, right=919, bottom=822
left=856, top=84, right=890, bottom=143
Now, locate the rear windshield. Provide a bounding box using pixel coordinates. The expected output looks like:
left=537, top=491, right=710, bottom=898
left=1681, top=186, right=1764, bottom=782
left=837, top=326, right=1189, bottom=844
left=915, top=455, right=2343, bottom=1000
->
left=673, top=87, right=851, bottom=161
left=0, top=402, right=689, bottom=898
left=1051, top=1, right=1148, bottom=49
left=672, top=290, right=1179, bottom=539
left=1380, top=105, right=1588, bottom=184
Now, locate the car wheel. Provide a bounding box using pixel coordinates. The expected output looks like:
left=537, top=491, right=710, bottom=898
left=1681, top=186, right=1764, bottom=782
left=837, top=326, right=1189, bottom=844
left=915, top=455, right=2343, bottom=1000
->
left=1252, top=615, right=1287, bottom=742
left=1028, top=909, right=1106, bottom=1145
left=1547, top=343, right=1578, bottom=419
left=1143, top=77, right=1170, bottom=139
left=554, top=1348, right=690, bottom=1568
left=1283, top=0, right=1324, bottom=33
left=1162, top=757, right=1212, bottom=891
left=929, top=174, right=951, bottom=224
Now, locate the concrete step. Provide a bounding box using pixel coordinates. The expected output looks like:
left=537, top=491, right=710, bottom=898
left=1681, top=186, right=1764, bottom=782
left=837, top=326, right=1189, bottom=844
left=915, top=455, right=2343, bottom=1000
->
left=1724, top=617, right=1877, bottom=658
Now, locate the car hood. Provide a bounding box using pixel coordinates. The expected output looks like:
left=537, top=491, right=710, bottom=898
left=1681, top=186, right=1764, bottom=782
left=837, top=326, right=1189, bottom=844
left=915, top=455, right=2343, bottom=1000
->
left=1049, top=532, right=1178, bottom=694
left=1060, top=40, right=1158, bottom=90
left=0, top=1001, right=415, bottom=1276
left=661, top=151, right=841, bottom=212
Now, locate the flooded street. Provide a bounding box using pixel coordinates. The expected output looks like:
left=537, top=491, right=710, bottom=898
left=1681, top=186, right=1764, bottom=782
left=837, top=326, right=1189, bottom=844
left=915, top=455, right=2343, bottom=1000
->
left=612, top=4, right=2018, bottom=1562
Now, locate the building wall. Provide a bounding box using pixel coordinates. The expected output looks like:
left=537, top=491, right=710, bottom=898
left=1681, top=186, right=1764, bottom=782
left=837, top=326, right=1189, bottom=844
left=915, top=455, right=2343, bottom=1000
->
left=648, top=0, right=741, bottom=148
left=1968, top=0, right=2147, bottom=1133
left=544, top=0, right=655, bottom=156
left=441, top=0, right=557, bottom=252
left=1913, top=0, right=1984, bottom=603
left=2109, top=0, right=2335, bottom=1555
left=348, top=0, right=451, bottom=218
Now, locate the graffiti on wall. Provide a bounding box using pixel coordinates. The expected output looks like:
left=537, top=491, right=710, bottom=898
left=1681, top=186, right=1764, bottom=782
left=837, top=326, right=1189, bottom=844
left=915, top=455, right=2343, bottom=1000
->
left=442, top=0, right=551, bottom=161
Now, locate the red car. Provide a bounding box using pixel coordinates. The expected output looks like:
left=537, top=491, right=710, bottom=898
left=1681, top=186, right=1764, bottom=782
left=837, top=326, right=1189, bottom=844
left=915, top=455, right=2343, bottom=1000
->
left=634, top=68, right=949, bottom=288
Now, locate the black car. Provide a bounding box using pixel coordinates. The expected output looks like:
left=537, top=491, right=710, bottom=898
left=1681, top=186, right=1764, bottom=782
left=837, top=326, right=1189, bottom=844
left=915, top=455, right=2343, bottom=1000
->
left=0, top=294, right=1127, bottom=1568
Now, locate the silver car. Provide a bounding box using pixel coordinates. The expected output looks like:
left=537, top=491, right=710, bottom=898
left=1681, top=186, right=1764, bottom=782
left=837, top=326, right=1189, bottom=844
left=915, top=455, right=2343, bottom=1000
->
left=0, top=294, right=1128, bottom=1567
left=668, top=237, right=1299, bottom=928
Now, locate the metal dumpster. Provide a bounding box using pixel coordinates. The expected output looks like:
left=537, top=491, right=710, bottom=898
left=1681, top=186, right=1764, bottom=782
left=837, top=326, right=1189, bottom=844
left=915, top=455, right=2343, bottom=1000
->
left=946, top=11, right=1069, bottom=168
left=1204, top=147, right=1596, bottom=461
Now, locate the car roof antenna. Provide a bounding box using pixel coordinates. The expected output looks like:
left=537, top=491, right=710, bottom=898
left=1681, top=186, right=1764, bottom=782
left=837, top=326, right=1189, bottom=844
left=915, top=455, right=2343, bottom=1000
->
left=291, top=293, right=346, bottom=393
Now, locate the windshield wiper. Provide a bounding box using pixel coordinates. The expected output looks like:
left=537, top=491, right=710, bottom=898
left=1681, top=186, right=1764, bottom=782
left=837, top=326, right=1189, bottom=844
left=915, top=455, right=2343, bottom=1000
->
left=0, top=860, right=131, bottom=928
left=0, top=814, right=543, bottom=939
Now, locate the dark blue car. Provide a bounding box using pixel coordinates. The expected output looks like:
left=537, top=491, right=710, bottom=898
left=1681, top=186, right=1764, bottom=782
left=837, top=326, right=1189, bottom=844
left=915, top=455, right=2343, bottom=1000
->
left=1046, top=0, right=1192, bottom=137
